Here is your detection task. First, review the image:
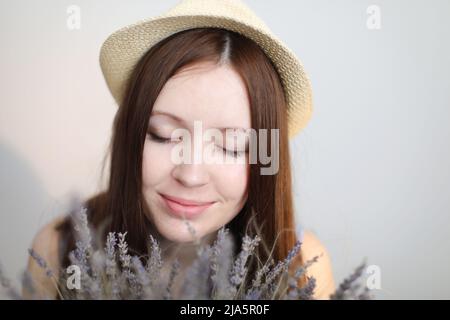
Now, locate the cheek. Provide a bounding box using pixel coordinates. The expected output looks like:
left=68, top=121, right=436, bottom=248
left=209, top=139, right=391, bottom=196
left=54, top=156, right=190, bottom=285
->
left=142, top=142, right=173, bottom=187
left=215, top=162, right=249, bottom=201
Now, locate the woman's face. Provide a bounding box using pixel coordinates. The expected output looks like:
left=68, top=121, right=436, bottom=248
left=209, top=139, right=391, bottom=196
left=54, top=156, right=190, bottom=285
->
left=142, top=61, right=251, bottom=243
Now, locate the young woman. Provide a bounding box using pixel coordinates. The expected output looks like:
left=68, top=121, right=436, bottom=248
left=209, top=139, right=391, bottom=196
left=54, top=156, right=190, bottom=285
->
left=25, top=0, right=336, bottom=300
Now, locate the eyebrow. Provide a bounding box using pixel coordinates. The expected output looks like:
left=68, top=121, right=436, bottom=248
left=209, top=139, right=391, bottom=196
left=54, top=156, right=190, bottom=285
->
left=151, top=111, right=185, bottom=123
left=150, top=111, right=250, bottom=131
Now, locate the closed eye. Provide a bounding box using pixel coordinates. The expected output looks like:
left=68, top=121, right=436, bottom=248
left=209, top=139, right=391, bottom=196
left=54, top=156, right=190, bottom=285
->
left=147, top=132, right=181, bottom=144
left=216, top=145, right=247, bottom=158
left=148, top=132, right=246, bottom=157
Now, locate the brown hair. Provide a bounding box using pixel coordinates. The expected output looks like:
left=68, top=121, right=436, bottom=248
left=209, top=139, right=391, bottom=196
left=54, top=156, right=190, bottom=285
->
left=57, top=27, right=307, bottom=297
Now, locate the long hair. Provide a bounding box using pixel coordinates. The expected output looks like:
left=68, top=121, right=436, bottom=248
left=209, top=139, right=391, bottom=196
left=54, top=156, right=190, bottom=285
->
left=57, top=27, right=307, bottom=297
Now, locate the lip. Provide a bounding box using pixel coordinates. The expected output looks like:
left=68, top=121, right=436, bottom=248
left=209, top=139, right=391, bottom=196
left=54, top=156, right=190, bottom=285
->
left=159, top=193, right=216, bottom=219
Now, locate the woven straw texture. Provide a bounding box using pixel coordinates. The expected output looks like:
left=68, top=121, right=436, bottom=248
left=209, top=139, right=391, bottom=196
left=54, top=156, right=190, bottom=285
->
left=99, top=0, right=313, bottom=138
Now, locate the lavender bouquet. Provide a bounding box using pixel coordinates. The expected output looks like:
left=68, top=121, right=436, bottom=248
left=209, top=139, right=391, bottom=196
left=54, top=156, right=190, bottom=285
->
left=1, top=204, right=372, bottom=300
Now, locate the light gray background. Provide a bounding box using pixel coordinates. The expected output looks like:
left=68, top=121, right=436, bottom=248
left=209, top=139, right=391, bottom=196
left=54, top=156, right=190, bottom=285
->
left=1, top=0, right=449, bottom=299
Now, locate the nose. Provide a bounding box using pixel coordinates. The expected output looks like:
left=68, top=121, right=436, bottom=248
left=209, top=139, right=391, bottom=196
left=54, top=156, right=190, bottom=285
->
left=170, top=126, right=211, bottom=187
left=171, top=163, right=210, bottom=188
left=172, top=132, right=209, bottom=188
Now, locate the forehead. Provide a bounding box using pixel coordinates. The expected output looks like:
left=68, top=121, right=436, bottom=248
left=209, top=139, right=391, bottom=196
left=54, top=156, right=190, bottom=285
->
left=151, top=62, right=251, bottom=129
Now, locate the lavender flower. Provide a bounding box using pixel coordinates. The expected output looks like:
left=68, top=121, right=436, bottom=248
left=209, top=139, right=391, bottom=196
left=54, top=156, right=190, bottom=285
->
left=296, top=276, right=317, bottom=300
left=66, top=205, right=104, bottom=299
left=105, top=232, right=118, bottom=277
left=131, top=256, right=152, bottom=299
left=179, top=246, right=214, bottom=300
left=209, top=228, right=235, bottom=299
left=228, top=234, right=261, bottom=297
left=263, top=241, right=302, bottom=291
left=117, top=232, right=131, bottom=269
left=163, top=258, right=180, bottom=300
left=146, top=234, right=163, bottom=285
left=104, top=232, right=120, bottom=299
left=1, top=205, right=373, bottom=300
left=210, top=227, right=228, bottom=283
left=28, top=248, right=54, bottom=278
left=245, top=260, right=273, bottom=300
left=117, top=232, right=139, bottom=298
left=0, top=262, right=22, bottom=300
left=69, top=206, right=93, bottom=275
left=330, top=260, right=371, bottom=300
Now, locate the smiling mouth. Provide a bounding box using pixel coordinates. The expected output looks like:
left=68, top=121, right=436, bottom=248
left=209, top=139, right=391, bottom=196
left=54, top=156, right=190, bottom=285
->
left=159, top=193, right=216, bottom=219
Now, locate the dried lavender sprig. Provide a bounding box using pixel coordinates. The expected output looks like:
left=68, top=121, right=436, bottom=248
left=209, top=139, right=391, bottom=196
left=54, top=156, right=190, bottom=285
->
left=72, top=207, right=93, bottom=253
left=294, top=254, right=320, bottom=279
left=285, top=240, right=302, bottom=264
left=163, top=258, right=180, bottom=300
left=146, top=234, right=163, bottom=285
left=179, top=245, right=215, bottom=300
left=117, top=232, right=131, bottom=268
left=89, top=250, right=106, bottom=299
left=296, top=276, right=317, bottom=300
left=21, top=271, right=36, bottom=299
left=228, top=234, right=261, bottom=298
left=244, top=260, right=274, bottom=300
left=357, top=285, right=373, bottom=300
left=184, top=220, right=200, bottom=246
left=210, top=227, right=228, bottom=283
left=68, top=205, right=103, bottom=299
left=67, top=250, right=100, bottom=299
left=283, top=255, right=320, bottom=300
left=330, top=260, right=368, bottom=300
left=0, top=262, right=22, bottom=300
left=27, top=248, right=54, bottom=278
left=117, top=232, right=139, bottom=299
left=251, top=265, right=271, bottom=289
left=281, top=254, right=321, bottom=300
left=18, top=203, right=374, bottom=301
left=262, top=240, right=302, bottom=292
left=27, top=248, right=66, bottom=299
left=70, top=206, right=93, bottom=278
left=131, top=256, right=153, bottom=299
left=268, top=240, right=305, bottom=299
left=105, top=232, right=117, bottom=276
left=209, top=228, right=235, bottom=300
left=104, top=232, right=120, bottom=299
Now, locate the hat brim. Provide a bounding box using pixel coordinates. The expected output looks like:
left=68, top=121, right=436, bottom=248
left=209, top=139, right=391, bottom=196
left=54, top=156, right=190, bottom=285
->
left=99, top=14, right=313, bottom=138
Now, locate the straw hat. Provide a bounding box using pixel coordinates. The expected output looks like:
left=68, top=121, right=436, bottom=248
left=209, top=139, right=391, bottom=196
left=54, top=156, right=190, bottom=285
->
left=99, top=0, right=313, bottom=138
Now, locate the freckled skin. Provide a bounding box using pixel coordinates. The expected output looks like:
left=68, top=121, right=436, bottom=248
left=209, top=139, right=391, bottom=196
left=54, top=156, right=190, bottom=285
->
left=142, top=61, right=251, bottom=245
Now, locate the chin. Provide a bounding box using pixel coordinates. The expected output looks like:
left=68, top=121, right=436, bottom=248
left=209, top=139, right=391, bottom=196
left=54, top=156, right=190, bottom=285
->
left=165, top=233, right=200, bottom=244
left=160, top=223, right=205, bottom=244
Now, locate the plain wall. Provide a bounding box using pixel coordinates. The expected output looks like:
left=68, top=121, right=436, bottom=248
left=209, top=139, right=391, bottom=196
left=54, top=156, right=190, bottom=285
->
left=1, top=0, right=449, bottom=299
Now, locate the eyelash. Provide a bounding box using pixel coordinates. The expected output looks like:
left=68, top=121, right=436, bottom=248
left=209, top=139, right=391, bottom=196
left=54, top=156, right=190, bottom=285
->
left=147, top=132, right=175, bottom=144
left=222, top=148, right=246, bottom=158
left=147, top=132, right=246, bottom=157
